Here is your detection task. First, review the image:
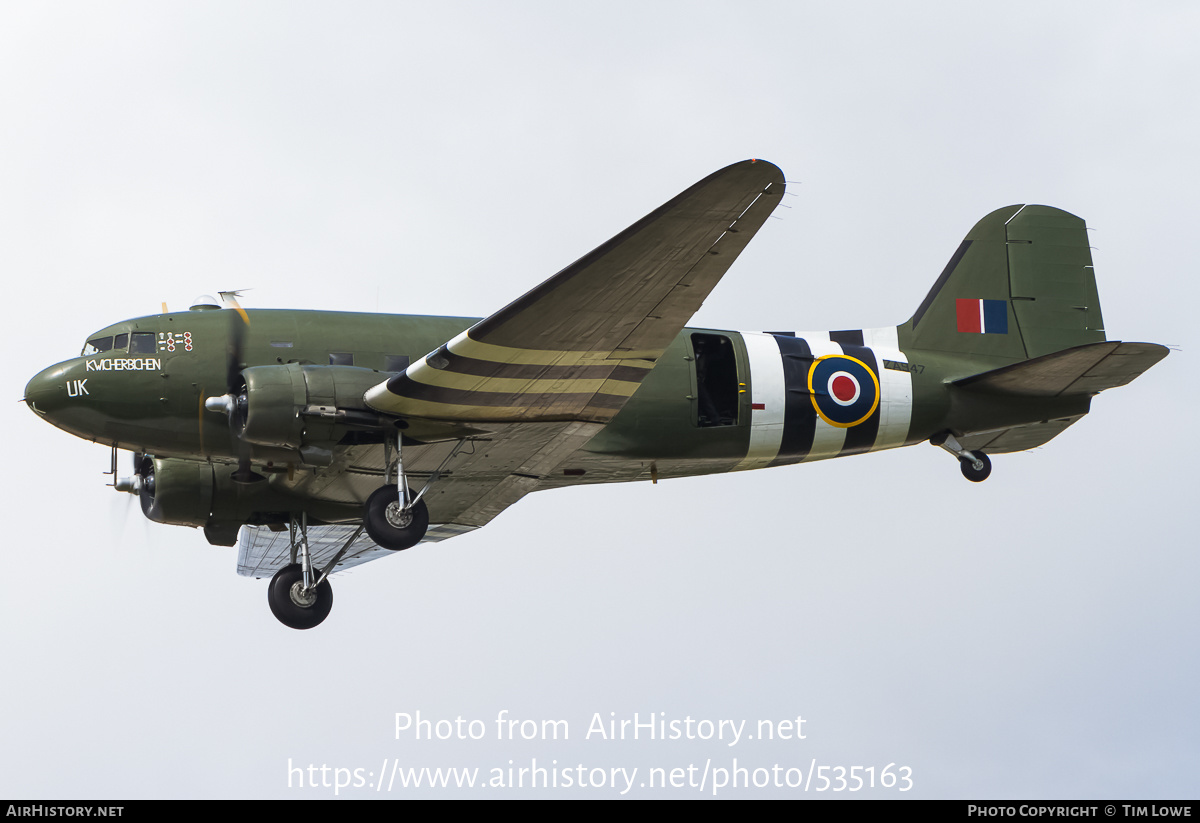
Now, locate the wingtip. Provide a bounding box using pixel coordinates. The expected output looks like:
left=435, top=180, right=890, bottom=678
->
left=739, top=157, right=783, bottom=177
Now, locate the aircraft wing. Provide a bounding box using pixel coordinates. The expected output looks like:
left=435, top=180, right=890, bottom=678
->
left=243, top=161, right=785, bottom=577
left=365, top=159, right=785, bottom=423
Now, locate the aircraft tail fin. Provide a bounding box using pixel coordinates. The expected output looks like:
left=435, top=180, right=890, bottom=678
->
left=901, top=205, right=1106, bottom=363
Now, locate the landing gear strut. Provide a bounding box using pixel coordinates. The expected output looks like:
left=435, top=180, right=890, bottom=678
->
left=932, top=432, right=992, bottom=483
left=363, top=430, right=467, bottom=550
left=265, top=514, right=362, bottom=629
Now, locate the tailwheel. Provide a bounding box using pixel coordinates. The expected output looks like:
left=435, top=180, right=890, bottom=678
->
left=959, top=451, right=992, bottom=483
left=268, top=564, right=333, bottom=630
left=365, top=484, right=429, bottom=550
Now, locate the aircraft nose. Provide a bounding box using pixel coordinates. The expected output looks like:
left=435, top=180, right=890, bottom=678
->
left=24, top=362, right=71, bottom=418
left=25, top=359, right=108, bottom=442
left=24, top=361, right=97, bottom=437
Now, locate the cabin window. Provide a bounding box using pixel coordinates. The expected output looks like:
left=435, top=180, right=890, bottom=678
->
left=114, top=333, right=129, bottom=350
left=131, top=333, right=156, bottom=354
left=691, top=333, right=739, bottom=427
left=385, top=355, right=410, bottom=372
left=82, top=336, right=113, bottom=355
left=329, top=352, right=354, bottom=366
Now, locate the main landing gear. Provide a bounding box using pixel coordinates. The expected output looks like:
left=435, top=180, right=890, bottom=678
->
left=363, top=431, right=467, bottom=550
left=266, top=514, right=361, bottom=630
left=365, top=485, right=429, bottom=550
left=268, top=564, right=332, bottom=630
left=265, top=434, right=469, bottom=628
left=932, top=432, right=992, bottom=483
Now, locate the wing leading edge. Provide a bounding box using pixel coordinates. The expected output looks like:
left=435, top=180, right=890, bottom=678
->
left=364, top=159, right=785, bottom=423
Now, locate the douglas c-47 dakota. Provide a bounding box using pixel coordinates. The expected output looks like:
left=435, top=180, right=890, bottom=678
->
left=24, top=160, right=1168, bottom=629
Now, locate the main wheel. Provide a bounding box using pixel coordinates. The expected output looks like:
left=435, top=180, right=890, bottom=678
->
left=960, top=452, right=992, bottom=483
left=268, top=564, right=333, bottom=630
left=365, top=485, right=429, bottom=551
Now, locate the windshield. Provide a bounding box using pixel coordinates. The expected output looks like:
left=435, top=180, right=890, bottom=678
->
left=82, top=329, right=150, bottom=356
left=82, top=336, right=113, bottom=356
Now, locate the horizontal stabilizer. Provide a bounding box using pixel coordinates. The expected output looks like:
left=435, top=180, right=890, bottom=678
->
left=956, top=415, right=1087, bottom=454
left=954, top=341, right=1168, bottom=397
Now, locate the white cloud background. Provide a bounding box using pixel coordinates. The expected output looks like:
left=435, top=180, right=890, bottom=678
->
left=1, top=0, right=1196, bottom=799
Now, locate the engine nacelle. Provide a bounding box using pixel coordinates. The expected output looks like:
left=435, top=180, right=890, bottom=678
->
left=239, top=364, right=391, bottom=462
left=139, top=457, right=214, bottom=528
left=240, top=363, right=307, bottom=450
left=133, top=454, right=364, bottom=545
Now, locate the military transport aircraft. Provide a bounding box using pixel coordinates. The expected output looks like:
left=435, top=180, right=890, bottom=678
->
left=24, top=159, right=1168, bottom=629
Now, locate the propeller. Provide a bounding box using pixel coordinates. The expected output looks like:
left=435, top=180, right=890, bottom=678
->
left=112, top=452, right=153, bottom=539
left=113, top=451, right=150, bottom=494
left=203, top=291, right=265, bottom=484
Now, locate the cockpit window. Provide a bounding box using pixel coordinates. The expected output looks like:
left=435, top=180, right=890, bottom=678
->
left=130, top=333, right=155, bottom=354
left=82, top=336, right=113, bottom=356
left=82, top=331, right=152, bottom=355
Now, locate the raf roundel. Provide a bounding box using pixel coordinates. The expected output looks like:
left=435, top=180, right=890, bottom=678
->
left=807, top=354, right=880, bottom=428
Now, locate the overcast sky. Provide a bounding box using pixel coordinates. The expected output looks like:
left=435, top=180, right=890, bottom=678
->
left=2, top=1, right=1196, bottom=799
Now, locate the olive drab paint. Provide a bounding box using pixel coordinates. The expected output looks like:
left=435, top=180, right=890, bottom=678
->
left=23, top=160, right=1168, bottom=629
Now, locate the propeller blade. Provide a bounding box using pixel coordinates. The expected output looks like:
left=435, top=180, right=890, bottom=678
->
left=217, top=293, right=264, bottom=485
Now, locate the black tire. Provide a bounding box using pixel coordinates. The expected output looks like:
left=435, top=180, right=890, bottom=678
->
left=365, top=485, right=429, bottom=550
left=960, top=452, right=992, bottom=483
left=268, top=564, right=333, bottom=630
